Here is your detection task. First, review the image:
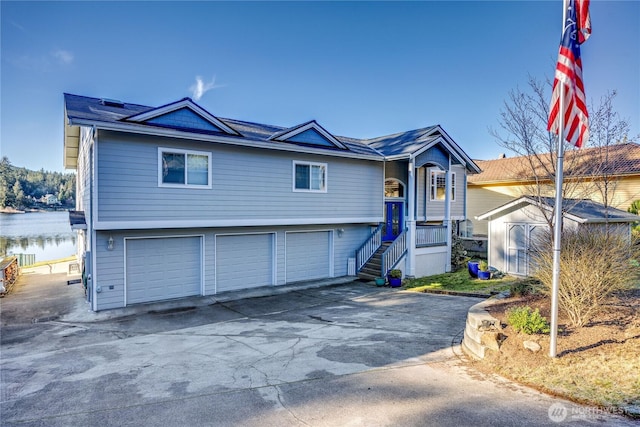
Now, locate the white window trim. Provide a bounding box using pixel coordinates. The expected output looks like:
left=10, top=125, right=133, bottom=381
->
left=158, top=147, right=212, bottom=189
left=292, top=160, right=328, bottom=193
left=429, top=169, right=455, bottom=202
left=384, top=178, right=405, bottom=199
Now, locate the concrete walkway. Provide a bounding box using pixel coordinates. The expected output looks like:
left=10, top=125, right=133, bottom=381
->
left=0, top=265, right=634, bottom=426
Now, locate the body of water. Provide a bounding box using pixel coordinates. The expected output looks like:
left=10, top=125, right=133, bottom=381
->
left=0, top=211, right=77, bottom=263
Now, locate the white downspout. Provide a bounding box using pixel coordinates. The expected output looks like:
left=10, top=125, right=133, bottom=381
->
left=90, top=126, right=98, bottom=311
left=407, top=158, right=416, bottom=277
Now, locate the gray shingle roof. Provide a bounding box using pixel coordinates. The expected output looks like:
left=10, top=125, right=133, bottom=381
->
left=64, top=93, right=482, bottom=165
left=364, top=126, right=440, bottom=156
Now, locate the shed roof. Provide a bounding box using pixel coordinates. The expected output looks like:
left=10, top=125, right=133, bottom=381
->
left=477, top=196, right=640, bottom=224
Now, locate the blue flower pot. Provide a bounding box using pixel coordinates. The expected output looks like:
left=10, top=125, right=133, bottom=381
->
left=468, top=261, right=479, bottom=278
left=388, top=277, right=402, bottom=287
left=478, top=270, right=491, bottom=280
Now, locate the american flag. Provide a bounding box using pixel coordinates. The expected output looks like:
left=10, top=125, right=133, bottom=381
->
left=547, top=0, right=591, bottom=148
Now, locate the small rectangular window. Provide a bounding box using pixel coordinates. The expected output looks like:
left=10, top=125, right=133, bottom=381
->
left=430, top=170, right=455, bottom=201
left=159, top=148, right=211, bottom=188
left=293, top=161, right=327, bottom=192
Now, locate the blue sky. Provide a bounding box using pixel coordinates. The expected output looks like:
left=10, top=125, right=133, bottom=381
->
left=1, top=1, right=638, bottom=173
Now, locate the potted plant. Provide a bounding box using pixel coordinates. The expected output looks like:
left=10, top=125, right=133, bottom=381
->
left=374, top=277, right=386, bottom=286
left=477, top=260, right=491, bottom=280
left=387, top=269, right=403, bottom=287
left=467, top=260, right=479, bottom=278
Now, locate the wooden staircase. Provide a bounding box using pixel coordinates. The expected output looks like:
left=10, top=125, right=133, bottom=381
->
left=357, top=242, right=392, bottom=281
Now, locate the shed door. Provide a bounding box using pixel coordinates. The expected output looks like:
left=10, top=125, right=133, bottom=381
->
left=506, top=224, right=547, bottom=276
left=216, top=234, right=274, bottom=293
left=286, top=231, right=331, bottom=283
left=126, top=236, right=201, bottom=305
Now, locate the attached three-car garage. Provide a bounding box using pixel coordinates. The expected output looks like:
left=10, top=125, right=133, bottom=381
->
left=122, top=230, right=334, bottom=307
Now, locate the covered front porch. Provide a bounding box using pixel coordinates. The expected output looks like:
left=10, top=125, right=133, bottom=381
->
left=355, top=126, right=480, bottom=281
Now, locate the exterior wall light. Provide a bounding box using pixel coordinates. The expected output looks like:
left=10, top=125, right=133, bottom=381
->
left=337, top=228, right=345, bottom=237
left=107, top=236, right=114, bottom=251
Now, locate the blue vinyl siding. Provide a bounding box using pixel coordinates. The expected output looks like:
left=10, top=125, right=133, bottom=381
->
left=286, top=128, right=334, bottom=146
left=96, top=132, right=382, bottom=224
left=147, top=108, right=224, bottom=133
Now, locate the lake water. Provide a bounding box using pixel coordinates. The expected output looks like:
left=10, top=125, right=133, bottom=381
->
left=0, top=211, right=77, bottom=263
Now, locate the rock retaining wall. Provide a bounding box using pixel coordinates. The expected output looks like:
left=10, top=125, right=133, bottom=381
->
left=462, top=295, right=506, bottom=359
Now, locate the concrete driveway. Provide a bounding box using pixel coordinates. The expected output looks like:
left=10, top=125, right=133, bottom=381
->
left=1, top=267, right=634, bottom=426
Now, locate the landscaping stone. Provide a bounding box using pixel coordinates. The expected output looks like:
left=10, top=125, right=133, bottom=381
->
left=523, top=340, right=541, bottom=353
left=480, top=331, right=504, bottom=352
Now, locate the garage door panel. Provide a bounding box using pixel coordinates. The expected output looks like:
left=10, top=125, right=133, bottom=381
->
left=286, top=232, right=331, bottom=283
left=126, top=237, right=201, bottom=305
left=216, top=234, right=274, bottom=293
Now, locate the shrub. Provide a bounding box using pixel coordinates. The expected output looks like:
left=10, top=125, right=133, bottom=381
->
left=529, top=227, right=640, bottom=327
left=478, top=260, right=489, bottom=271
left=509, top=279, right=540, bottom=297
left=506, top=306, right=550, bottom=334
left=451, top=233, right=468, bottom=271
left=388, top=269, right=402, bottom=279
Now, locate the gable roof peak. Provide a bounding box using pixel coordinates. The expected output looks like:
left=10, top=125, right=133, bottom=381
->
left=123, top=97, right=241, bottom=136
left=268, top=120, right=347, bottom=150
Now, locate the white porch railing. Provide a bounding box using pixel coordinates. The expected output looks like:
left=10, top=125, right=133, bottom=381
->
left=356, top=223, right=384, bottom=271
left=416, top=225, right=447, bottom=247
left=382, top=229, right=407, bottom=276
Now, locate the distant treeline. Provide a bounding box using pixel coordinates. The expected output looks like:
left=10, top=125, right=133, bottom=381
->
left=0, top=157, right=76, bottom=210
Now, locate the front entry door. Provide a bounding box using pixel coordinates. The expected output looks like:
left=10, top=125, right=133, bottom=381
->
left=383, top=202, right=404, bottom=241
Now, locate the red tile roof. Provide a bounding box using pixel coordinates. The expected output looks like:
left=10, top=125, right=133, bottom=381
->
left=469, top=143, right=640, bottom=184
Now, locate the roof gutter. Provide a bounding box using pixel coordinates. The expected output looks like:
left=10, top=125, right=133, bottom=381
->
left=67, top=118, right=385, bottom=162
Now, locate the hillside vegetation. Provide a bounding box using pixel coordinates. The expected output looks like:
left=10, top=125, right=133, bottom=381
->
left=0, top=157, right=75, bottom=210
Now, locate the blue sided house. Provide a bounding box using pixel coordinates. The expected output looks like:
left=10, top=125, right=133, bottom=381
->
left=63, top=94, right=480, bottom=311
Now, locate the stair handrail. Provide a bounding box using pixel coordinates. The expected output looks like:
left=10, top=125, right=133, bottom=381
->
left=381, top=228, right=407, bottom=277
left=356, top=223, right=384, bottom=272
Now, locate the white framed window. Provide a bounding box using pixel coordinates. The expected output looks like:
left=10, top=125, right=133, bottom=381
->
left=384, top=178, right=405, bottom=198
left=158, top=148, right=212, bottom=188
left=293, top=161, right=327, bottom=192
left=430, top=170, right=455, bottom=201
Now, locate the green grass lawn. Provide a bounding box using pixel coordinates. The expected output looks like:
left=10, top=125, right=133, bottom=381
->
left=403, top=268, right=526, bottom=295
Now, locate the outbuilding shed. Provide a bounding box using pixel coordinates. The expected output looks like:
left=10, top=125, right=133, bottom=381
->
left=476, top=196, right=639, bottom=276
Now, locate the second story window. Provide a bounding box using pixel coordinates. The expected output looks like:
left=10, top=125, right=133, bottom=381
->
left=430, top=170, right=455, bottom=201
left=159, top=148, right=211, bottom=188
left=294, top=161, right=327, bottom=192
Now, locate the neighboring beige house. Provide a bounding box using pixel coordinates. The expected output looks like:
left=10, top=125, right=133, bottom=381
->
left=467, top=143, right=640, bottom=236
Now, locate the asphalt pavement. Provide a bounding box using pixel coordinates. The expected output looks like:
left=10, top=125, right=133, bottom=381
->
left=0, top=264, right=635, bottom=426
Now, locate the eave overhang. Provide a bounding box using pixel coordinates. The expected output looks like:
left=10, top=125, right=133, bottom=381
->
left=66, top=118, right=384, bottom=162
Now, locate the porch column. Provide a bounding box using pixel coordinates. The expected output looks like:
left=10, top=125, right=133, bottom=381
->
left=445, top=156, right=452, bottom=272
left=407, top=158, right=416, bottom=277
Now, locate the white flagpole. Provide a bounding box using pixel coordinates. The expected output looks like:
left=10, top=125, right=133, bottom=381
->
left=549, top=0, right=569, bottom=359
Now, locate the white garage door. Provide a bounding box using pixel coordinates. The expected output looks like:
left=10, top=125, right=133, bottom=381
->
left=126, top=236, right=202, bottom=305
left=286, top=231, right=331, bottom=283
left=216, top=234, right=274, bottom=293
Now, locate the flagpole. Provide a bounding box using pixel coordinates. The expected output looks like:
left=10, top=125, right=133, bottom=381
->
left=549, top=0, right=569, bottom=359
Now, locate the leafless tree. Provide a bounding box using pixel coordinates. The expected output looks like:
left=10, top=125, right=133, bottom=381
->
left=489, top=77, right=637, bottom=234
